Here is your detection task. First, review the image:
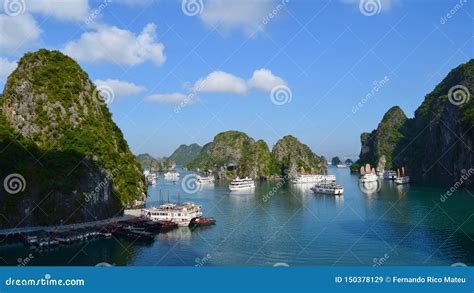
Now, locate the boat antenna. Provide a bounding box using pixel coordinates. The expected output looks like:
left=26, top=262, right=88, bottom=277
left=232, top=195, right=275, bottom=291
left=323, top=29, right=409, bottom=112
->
left=178, top=191, right=180, bottom=205
left=167, top=190, right=170, bottom=203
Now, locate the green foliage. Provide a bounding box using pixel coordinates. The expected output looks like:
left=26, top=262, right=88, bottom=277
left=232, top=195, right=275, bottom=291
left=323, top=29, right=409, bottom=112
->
left=357, top=59, right=474, bottom=186
left=169, top=143, right=202, bottom=165
left=0, top=49, right=145, bottom=227
left=331, top=156, right=342, bottom=165
left=188, top=131, right=302, bottom=178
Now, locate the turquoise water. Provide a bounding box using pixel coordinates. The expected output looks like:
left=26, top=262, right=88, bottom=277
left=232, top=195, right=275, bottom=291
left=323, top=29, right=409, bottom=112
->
left=1, top=167, right=473, bottom=266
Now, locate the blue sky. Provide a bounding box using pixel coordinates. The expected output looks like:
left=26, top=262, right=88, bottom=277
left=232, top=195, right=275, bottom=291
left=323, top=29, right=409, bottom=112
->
left=0, top=0, right=472, bottom=160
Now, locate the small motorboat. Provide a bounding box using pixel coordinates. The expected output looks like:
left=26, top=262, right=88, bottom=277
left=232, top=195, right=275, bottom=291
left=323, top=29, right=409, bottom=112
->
left=189, top=217, right=216, bottom=229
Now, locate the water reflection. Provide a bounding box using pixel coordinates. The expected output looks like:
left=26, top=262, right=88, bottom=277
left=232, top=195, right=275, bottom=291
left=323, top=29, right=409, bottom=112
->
left=158, top=228, right=194, bottom=242
left=2, top=167, right=474, bottom=266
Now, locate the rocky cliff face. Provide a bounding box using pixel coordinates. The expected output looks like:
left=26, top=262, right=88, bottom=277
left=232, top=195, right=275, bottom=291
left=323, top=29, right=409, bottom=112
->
left=188, top=131, right=325, bottom=180
left=137, top=153, right=176, bottom=172
left=0, top=49, right=145, bottom=228
left=357, top=106, right=407, bottom=171
left=272, top=135, right=327, bottom=178
left=355, top=59, right=474, bottom=187
left=169, top=143, right=201, bottom=166
left=188, top=131, right=276, bottom=179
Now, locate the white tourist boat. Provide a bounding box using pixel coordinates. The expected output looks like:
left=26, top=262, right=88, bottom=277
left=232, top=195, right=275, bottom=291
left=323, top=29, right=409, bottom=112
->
left=164, top=171, right=180, bottom=179
left=146, top=173, right=157, bottom=185
left=142, top=202, right=202, bottom=227
left=383, top=170, right=397, bottom=180
left=395, top=167, right=410, bottom=185
left=196, top=175, right=214, bottom=184
left=359, top=172, right=378, bottom=183
left=291, top=174, right=336, bottom=184
left=229, top=177, right=255, bottom=191
left=336, top=163, right=347, bottom=168
left=311, top=182, right=344, bottom=195
left=395, top=176, right=410, bottom=184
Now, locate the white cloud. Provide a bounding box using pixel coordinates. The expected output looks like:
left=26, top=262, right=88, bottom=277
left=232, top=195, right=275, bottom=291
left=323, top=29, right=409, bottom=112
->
left=194, top=71, right=248, bottom=94
left=94, top=79, right=145, bottom=99
left=63, top=23, right=165, bottom=66
left=341, top=0, right=399, bottom=12
left=0, top=14, right=41, bottom=53
left=0, top=57, right=17, bottom=79
left=27, top=0, right=89, bottom=21
left=200, top=0, right=274, bottom=36
left=248, top=69, right=287, bottom=92
left=193, top=69, right=288, bottom=95
left=146, top=93, right=196, bottom=104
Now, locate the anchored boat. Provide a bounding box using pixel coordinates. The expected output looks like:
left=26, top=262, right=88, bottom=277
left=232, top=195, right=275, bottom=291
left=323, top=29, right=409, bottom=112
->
left=196, top=175, right=214, bottom=184
left=291, top=167, right=336, bottom=184
left=383, top=170, right=397, bottom=180
left=229, top=177, right=255, bottom=191
left=311, top=182, right=344, bottom=195
left=359, top=164, right=378, bottom=183
left=395, top=167, right=410, bottom=185
left=164, top=171, right=180, bottom=179
left=142, top=203, right=203, bottom=227
left=189, top=217, right=216, bottom=229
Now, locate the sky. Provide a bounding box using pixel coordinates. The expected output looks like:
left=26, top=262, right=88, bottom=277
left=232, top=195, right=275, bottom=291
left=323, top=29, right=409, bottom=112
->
left=0, top=0, right=472, bottom=160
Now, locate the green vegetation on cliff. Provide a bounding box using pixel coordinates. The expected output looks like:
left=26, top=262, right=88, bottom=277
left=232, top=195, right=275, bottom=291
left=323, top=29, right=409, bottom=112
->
left=355, top=59, right=474, bottom=186
left=169, top=143, right=202, bottom=165
left=357, top=106, right=407, bottom=170
left=272, top=135, right=327, bottom=177
left=188, top=131, right=323, bottom=179
left=0, top=49, right=145, bottom=227
left=188, top=131, right=278, bottom=178
left=136, top=153, right=175, bottom=172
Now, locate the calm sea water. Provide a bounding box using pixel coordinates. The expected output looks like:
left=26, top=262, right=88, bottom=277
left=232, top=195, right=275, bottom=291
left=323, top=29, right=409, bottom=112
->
left=1, top=167, right=473, bottom=266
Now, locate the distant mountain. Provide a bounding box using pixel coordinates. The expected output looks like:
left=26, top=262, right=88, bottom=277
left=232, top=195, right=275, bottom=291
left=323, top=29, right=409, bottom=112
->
left=331, top=156, right=342, bottom=165
left=169, top=143, right=202, bottom=166
left=136, top=153, right=175, bottom=172
left=354, top=59, right=473, bottom=187
left=0, top=49, right=145, bottom=228
left=344, top=158, right=354, bottom=165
